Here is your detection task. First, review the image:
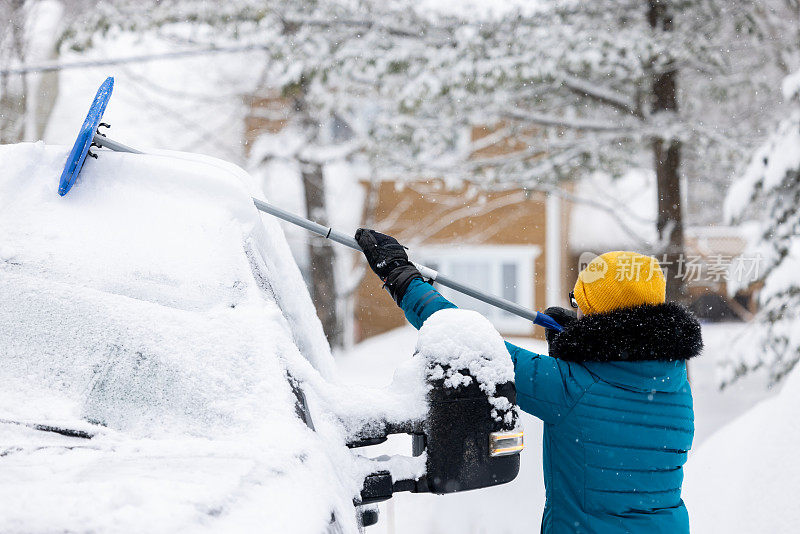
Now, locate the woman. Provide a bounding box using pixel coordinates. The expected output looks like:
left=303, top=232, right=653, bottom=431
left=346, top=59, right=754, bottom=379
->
left=355, top=229, right=702, bottom=534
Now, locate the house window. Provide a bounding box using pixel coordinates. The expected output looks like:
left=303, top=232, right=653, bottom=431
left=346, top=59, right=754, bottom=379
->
left=415, top=245, right=540, bottom=335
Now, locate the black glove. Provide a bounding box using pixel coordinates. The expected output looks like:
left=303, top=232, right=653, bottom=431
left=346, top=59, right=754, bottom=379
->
left=355, top=228, right=422, bottom=304
left=544, top=306, right=578, bottom=346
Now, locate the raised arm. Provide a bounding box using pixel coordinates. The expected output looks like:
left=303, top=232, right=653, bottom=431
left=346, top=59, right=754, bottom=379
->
left=355, top=229, right=591, bottom=423
left=398, top=277, right=457, bottom=329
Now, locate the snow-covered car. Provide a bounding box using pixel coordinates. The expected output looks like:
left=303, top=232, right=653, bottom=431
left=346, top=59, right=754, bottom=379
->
left=0, top=143, right=522, bottom=533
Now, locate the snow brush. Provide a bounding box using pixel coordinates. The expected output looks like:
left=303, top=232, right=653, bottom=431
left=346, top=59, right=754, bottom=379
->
left=57, top=77, right=563, bottom=332
left=250, top=199, right=562, bottom=331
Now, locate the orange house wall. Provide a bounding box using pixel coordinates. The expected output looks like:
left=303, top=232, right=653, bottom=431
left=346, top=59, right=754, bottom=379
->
left=355, top=180, right=549, bottom=342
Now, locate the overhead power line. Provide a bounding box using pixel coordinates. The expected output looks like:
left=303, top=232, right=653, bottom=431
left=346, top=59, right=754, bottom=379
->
left=0, top=42, right=271, bottom=76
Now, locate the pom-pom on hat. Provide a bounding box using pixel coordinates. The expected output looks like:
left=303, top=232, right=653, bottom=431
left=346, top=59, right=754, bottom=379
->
left=573, top=251, right=666, bottom=315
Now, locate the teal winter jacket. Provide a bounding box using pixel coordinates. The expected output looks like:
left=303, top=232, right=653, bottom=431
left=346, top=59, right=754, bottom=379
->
left=400, top=279, right=703, bottom=534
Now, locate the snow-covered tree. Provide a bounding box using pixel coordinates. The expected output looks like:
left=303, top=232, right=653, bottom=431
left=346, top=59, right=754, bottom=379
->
left=0, top=0, right=76, bottom=142
left=723, top=70, right=800, bottom=385
left=358, top=0, right=795, bottom=302
left=60, top=0, right=799, bottom=341
left=126, top=0, right=780, bottom=303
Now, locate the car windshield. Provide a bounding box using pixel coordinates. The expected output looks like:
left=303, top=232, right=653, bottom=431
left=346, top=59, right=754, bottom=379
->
left=0, top=143, right=333, bottom=429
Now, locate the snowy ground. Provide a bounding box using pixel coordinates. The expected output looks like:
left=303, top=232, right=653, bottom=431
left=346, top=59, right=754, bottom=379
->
left=336, top=321, right=778, bottom=533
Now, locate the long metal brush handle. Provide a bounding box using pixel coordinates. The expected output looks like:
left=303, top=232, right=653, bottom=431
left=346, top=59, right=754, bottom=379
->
left=252, top=198, right=562, bottom=331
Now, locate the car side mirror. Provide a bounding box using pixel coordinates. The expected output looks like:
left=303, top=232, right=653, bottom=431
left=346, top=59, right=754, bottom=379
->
left=421, top=366, right=520, bottom=493
left=353, top=354, right=521, bottom=504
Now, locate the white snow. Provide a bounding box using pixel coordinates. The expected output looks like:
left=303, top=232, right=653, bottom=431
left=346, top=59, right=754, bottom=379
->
left=248, top=127, right=369, bottom=347
left=418, top=0, right=539, bottom=19
left=44, top=32, right=264, bottom=162
left=416, top=309, right=514, bottom=394
left=684, top=363, right=800, bottom=533
left=353, top=451, right=428, bottom=485
left=781, top=70, right=800, bottom=100
left=724, top=109, right=800, bottom=221
left=722, top=73, right=800, bottom=383
left=297, top=350, right=429, bottom=447
left=0, top=142, right=367, bottom=532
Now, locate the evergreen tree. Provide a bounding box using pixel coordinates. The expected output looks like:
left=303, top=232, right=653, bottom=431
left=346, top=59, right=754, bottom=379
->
left=724, top=70, right=800, bottom=385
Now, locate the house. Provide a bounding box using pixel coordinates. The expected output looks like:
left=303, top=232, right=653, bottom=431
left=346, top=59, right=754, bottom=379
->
left=354, top=179, right=573, bottom=341
left=682, top=226, right=761, bottom=321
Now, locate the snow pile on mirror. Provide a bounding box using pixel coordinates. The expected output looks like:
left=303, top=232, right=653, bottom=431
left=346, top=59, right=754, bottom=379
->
left=416, top=308, right=514, bottom=393
left=415, top=309, right=515, bottom=423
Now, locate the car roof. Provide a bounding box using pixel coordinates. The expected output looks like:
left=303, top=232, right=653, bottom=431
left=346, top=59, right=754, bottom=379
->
left=0, top=143, right=350, bottom=532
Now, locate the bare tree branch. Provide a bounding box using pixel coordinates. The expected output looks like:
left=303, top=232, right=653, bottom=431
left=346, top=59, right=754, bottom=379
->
left=501, top=109, right=635, bottom=132
left=559, top=74, right=643, bottom=118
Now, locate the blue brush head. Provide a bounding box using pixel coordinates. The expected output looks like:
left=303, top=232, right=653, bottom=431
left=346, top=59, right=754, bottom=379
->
left=58, top=76, right=114, bottom=196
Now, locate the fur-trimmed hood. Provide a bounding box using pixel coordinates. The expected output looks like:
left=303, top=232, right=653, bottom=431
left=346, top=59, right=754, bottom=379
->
left=549, top=302, right=703, bottom=363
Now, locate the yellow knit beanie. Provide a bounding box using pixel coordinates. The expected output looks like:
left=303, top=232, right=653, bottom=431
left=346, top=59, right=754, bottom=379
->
left=573, top=251, right=666, bottom=315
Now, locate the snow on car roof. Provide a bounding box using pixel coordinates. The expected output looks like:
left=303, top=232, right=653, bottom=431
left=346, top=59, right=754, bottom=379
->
left=0, top=142, right=352, bottom=532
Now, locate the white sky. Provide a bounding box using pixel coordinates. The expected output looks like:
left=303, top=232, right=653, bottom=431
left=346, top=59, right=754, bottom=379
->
left=419, top=0, right=539, bottom=18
